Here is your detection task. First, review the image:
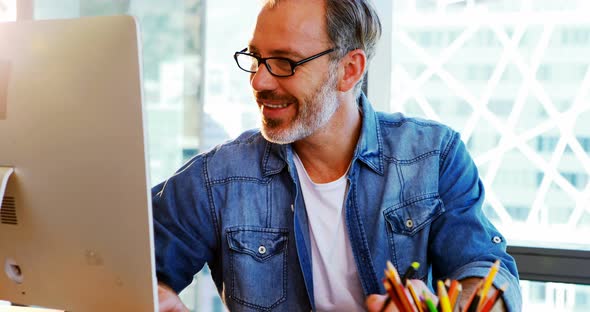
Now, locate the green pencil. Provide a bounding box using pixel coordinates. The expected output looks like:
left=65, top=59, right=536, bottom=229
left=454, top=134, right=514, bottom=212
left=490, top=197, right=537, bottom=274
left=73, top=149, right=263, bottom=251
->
left=423, top=292, right=438, bottom=312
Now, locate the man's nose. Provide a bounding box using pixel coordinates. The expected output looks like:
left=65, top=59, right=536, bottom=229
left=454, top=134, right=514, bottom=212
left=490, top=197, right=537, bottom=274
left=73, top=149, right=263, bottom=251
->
left=250, top=63, right=278, bottom=92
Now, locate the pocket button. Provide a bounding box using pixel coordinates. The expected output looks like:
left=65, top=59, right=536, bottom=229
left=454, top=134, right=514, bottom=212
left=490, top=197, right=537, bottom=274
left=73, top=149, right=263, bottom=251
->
left=258, top=245, right=267, bottom=255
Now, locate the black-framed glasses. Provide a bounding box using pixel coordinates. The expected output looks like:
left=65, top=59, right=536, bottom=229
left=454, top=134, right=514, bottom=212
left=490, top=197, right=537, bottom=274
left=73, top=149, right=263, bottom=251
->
left=233, top=48, right=335, bottom=77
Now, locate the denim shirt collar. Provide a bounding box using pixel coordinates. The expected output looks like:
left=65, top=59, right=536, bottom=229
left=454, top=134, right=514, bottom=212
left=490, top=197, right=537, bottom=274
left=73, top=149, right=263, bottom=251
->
left=261, top=92, right=385, bottom=176
left=353, top=92, right=384, bottom=175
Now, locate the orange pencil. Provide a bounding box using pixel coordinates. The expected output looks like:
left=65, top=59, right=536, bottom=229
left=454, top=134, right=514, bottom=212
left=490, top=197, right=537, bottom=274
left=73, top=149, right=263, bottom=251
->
left=393, top=276, right=416, bottom=311
left=386, top=261, right=416, bottom=312
left=406, top=280, right=424, bottom=312
left=446, top=280, right=460, bottom=311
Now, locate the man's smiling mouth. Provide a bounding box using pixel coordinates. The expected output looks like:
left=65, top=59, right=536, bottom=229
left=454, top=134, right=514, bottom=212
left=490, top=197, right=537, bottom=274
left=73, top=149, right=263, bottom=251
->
left=261, top=102, right=291, bottom=109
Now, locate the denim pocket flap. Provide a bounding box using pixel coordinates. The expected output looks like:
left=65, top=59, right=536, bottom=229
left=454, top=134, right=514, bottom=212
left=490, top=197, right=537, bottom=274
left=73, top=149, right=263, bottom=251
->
left=384, top=195, right=443, bottom=236
left=227, top=227, right=288, bottom=262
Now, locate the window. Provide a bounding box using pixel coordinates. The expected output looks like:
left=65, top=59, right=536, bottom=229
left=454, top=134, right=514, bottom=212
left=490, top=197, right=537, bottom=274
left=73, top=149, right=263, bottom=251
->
left=0, top=0, right=15, bottom=21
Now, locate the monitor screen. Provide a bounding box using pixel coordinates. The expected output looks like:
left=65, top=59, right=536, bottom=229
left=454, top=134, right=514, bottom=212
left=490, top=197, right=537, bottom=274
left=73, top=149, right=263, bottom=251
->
left=0, top=16, right=157, bottom=311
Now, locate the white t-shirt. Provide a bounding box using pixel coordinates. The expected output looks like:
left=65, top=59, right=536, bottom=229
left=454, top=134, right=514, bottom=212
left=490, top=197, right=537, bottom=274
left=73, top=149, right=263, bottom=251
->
left=293, top=153, right=365, bottom=311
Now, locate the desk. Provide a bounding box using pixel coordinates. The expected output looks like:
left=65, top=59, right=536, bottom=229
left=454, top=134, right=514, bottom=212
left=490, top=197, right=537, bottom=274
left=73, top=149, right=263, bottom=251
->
left=0, top=302, right=62, bottom=312
left=0, top=308, right=63, bottom=312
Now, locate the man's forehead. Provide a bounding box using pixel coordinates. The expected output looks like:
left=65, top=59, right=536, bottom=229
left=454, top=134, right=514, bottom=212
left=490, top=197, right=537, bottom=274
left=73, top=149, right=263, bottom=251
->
left=262, top=0, right=324, bottom=9
left=251, top=0, right=330, bottom=54
left=258, top=0, right=326, bottom=23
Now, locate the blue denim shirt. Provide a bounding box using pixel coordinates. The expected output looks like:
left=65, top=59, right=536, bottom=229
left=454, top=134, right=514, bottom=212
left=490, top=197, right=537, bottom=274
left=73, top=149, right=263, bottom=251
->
left=153, top=93, right=522, bottom=311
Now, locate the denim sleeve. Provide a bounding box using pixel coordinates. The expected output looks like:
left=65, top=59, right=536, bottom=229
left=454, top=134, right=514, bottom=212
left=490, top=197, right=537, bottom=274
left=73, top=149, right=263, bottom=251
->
left=152, top=155, right=218, bottom=294
left=431, top=131, right=522, bottom=311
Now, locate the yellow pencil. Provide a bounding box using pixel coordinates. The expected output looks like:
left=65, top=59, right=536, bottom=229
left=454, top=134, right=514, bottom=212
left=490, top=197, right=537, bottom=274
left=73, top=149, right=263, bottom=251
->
left=478, top=260, right=500, bottom=310
left=386, top=261, right=402, bottom=283
left=438, top=280, right=452, bottom=312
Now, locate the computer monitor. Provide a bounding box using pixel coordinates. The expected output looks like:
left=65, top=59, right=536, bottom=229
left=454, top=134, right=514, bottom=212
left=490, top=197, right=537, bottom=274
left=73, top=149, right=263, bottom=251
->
left=0, top=16, right=157, bottom=311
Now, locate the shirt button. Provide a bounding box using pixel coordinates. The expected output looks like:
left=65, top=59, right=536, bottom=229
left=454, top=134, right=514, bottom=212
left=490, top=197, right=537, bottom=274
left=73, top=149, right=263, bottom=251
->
left=405, top=219, right=414, bottom=228
left=258, top=246, right=267, bottom=254
left=492, top=236, right=503, bottom=244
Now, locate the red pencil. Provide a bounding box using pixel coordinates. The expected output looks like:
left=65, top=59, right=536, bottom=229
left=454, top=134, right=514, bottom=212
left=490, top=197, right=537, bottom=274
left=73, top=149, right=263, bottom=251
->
left=386, top=261, right=416, bottom=312
left=381, top=275, right=403, bottom=312
left=479, top=283, right=508, bottom=312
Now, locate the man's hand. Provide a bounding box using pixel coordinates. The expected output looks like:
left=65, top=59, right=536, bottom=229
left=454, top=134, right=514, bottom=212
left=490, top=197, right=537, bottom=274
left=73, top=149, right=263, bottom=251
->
left=366, top=293, right=396, bottom=312
left=158, top=282, right=190, bottom=312
left=365, top=279, right=436, bottom=312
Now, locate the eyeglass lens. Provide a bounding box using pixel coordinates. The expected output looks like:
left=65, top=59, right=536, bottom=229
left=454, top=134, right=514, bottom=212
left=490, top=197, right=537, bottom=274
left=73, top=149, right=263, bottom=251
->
left=236, top=54, right=293, bottom=76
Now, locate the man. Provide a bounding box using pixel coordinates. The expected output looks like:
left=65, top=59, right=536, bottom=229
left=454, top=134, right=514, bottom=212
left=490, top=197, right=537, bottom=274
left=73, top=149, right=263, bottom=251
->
left=154, top=0, right=522, bottom=311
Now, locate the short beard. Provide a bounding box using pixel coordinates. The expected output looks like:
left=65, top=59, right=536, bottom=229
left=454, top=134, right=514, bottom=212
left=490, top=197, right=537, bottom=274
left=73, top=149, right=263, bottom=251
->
left=261, top=64, right=340, bottom=144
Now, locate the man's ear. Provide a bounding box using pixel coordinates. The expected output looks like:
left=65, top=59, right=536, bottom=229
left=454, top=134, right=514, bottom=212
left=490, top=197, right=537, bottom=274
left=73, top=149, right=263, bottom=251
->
left=337, top=49, right=367, bottom=92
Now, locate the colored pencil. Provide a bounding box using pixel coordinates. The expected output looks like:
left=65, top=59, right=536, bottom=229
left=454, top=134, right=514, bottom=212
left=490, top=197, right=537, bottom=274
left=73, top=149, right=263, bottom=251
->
left=376, top=259, right=505, bottom=312
left=381, top=276, right=403, bottom=312
left=438, top=280, right=452, bottom=312
left=466, top=293, right=480, bottom=312
left=449, top=282, right=462, bottom=312
left=461, top=280, right=483, bottom=312
left=446, top=279, right=459, bottom=308
left=379, top=279, right=393, bottom=312
left=479, top=283, right=508, bottom=312
left=423, top=291, right=439, bottom=312
left=402, top=262, right=421, bottom=284
left=406, top=280, right=424, bottom=312
left=477, top=260, right=500, bottom=310
left=386, top=261, right=416, bottom=312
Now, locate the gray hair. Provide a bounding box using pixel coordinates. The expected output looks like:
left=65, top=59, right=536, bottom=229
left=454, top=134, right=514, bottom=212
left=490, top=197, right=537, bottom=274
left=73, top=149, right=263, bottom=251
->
left=264, top=0, right=382, bottom=96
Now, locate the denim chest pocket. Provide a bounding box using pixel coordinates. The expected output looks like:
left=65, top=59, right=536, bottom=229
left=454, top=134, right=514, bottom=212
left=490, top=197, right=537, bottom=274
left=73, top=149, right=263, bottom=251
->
left=384, top=195, right=444, bottom=236
left=383, top=196, right=444, bottom=277
left=226, top=226, right=289, bottom=310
